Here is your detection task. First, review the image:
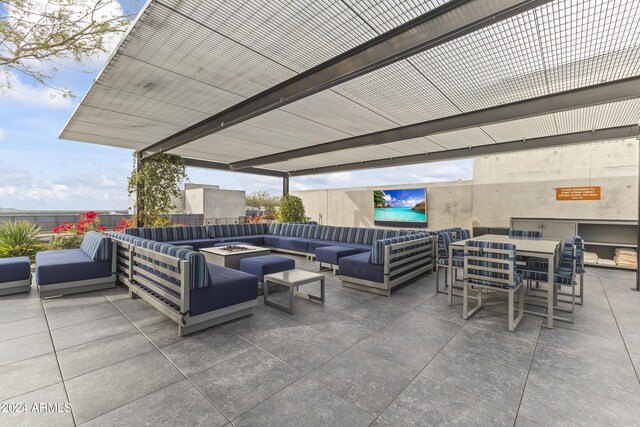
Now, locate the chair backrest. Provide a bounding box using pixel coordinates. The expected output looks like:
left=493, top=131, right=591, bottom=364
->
left=558, top=235, right=583, bottom=275
left=459, top=229, right=471, bottom=240
left=508, top=229, right=542, bottom=240
left=436, top=231, right=454, bottom=259
left=464, top=240, right=517, bottom=288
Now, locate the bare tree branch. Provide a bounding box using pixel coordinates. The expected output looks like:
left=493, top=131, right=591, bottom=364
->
left=0, top=0, right=136, bottom=95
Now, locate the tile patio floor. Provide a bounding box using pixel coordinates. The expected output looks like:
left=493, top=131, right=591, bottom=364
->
left=1, top=255, right=639, bottom=426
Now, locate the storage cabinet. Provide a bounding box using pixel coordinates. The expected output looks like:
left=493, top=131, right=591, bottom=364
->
left=510, top=218, right=637, bottom=270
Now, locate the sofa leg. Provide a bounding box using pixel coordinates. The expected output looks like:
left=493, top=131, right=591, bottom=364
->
left=129, top=289, right=140, bottom=299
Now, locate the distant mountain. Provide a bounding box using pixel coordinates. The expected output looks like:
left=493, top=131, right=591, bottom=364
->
left=0, top=207, right=20, bottom=213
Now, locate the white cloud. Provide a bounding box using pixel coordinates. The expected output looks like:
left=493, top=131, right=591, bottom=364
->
left=0, top=186, right=18, bottom=196
left=99, top=174, right=118, bottom=188
left=1, top=73, right=73, bottom=109
left=0, top=128, right=5, bottom=141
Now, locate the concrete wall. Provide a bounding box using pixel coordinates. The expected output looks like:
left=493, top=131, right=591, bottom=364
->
left=178, top=184, right=246, bottom=222
left=472, top=139, right=638, bottom=227
left=292, top=139, right=638, bottom=230
left=292, top=181, right=473, bottom=230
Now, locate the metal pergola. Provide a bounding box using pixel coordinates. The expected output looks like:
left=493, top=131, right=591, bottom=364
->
left=60, top=0, right=640, bottom=289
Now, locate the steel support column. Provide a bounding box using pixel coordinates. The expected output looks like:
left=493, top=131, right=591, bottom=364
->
left=631, top=133, right=640, bottom=292
left=283, top=176, right=290, bottom=196
left=135, top=155, right=145, bottom=227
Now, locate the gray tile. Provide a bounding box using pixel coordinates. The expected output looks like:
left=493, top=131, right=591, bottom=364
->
left=194, top=348, right=302, bottom=419
left=448, top=327, right=535, bottom=370
left=109, top=297, right=168, bottom=327
left=138, top=318, right=184, bottom=348
left=0, top=315, right=48, bottom=342
left=414, top=294, right=467, bottom=325
left=308, top=347, right=415, bottom=416
left=0, top=305, right=44, bottom=325
left=42, top=293, right=108, bottom=309
left=355, top=325, right=452, bottom=373
left=379, top=376, right=514, bottom=427
left=0, top=332, right=53, bottom=367
left=160, top=328, right=253, bottom=376
left=50, top=314, right=135, bottom=350
left=45, top=301, right=120, bottom=330
left=465, top=310, right=542, bottom=343
left=349, top=298, right=409, bottom=324
left=391, top=310, right=462, bottom=339
left=0, top=383, right=73, bottom=427
left=305, top=311, right=384, bottom=346
left=233, top=377, right=373, bottom=427
left=422, top=347, right=528, bottom=414
left=82, top=379, right=227, bottom=427
left=519, top=345, right=640, bottom=426
left=258, top=325, right=349, bottom=373
left=320, top=287, right=377, bottom=310
left=57, top=330, right=155, bottom=379
left=0, top=354, right=61, bottom=401
left=379, top=281, right=436, bottom=310
left=514, top=415, right=546, bottom=427
left=65, top=350, right=183, bottom=424
left=226, top=311, right=302, bottom=345
left=537, top=324, right=629, bottom=364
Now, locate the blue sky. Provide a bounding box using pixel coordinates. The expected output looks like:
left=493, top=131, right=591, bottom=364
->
left=0, top=1, right=472, bottom=212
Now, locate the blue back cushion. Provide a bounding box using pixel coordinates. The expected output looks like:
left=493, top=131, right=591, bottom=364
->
left=80, top=231, right=112, bottom=261
left=208, top=223, right=268, bottom=238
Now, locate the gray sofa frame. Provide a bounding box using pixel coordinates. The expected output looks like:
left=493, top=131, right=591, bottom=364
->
left=0, top=277, right=32, bottom=296
left=340, top=236, right=437, bottom=296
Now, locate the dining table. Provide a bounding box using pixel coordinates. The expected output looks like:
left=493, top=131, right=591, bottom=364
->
left=447, top=234, right=561, bottom=329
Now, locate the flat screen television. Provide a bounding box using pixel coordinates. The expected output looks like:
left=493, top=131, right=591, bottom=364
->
left=373, top=188, right=427, bottom=228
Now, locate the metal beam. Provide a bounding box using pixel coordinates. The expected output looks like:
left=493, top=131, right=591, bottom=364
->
left=283, top=176, right=290, bottom=196
left=232, top=76, right=640, bottom=170
left=286, top=125, right=639, bottom=176
left=182, top=158, right=286, bottom=178
left=141, top=0, right=553, bottom=159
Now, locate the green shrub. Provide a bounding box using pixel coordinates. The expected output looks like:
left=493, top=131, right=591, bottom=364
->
left=277, top=195, right=306, bottom=223
left=0, top=221, right=44, bottom=261
left=48, top=234, right=83, bottom=250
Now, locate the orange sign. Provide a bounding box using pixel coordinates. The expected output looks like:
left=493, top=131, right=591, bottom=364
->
left=556, top=186, right=601, bottom=201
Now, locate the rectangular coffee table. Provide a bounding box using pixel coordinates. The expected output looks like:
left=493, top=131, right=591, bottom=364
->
left=263, top=270, right=325, bottom=314
left=200, top=245, right=270, bottom=269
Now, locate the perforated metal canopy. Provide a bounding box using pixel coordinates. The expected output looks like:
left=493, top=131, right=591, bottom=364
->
left=61, top=0, right=640, bottom=177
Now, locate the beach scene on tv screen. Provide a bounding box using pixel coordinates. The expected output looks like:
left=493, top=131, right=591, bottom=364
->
left=373, top=189, right=426, bottom=222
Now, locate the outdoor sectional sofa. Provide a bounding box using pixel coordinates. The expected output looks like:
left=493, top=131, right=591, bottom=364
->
left=108, top=231, right=258, bottom=336
left=120, top=223, right=437, bottom=296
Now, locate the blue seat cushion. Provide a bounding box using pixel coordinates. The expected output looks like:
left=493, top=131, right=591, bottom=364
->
left=339, top=252, right=383, bottom=283
left=437, top=255, right=463, bottom=267
left=213, top=241, right=255, bottom=247
left=521, top=267, right=575, bottom=285
left=189, top=264, right=258, bottom=316
left=0, top=257, right=31, bottom=283
left=263, top=235, right=309, bottom=252
left=307, top=239, right=371, bottom=253
left=36, top=249, right=111, bottom=286
left=239, top=255, right=295, bottom=282
left=315, top=246, right=360, bottom=265
left=164, top=239, right=217, bottom=250
left=216, top=235, right=266, bottom=246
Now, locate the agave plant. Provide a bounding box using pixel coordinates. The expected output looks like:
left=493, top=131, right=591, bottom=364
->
left=0, top=221, right=44, bottom=261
